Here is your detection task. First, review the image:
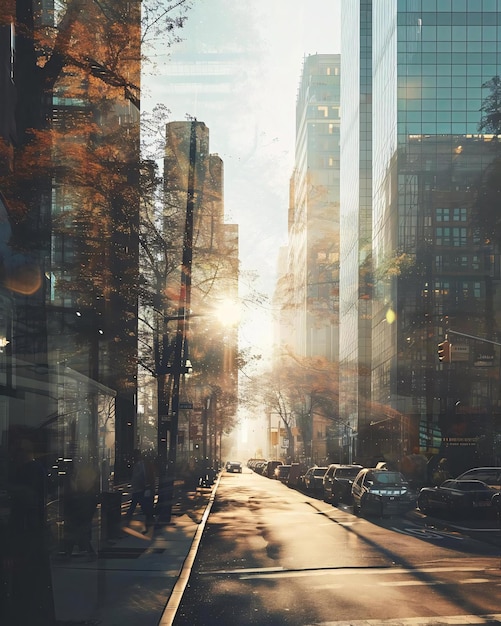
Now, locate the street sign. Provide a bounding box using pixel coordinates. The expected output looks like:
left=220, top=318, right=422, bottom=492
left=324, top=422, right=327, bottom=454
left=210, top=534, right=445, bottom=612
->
left=451, top=344, right=469, bottom=362
left=179, top=402, right=193, bottom=409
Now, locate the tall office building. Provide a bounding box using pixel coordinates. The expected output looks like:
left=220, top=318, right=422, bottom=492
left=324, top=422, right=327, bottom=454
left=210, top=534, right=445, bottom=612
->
left=340, top=1, right=373, bottom=463
left=363, top=1, right=501, bottom=471
left=156, top=121, right=239, bottom=461
left=286, top=54, right=341, bottom=362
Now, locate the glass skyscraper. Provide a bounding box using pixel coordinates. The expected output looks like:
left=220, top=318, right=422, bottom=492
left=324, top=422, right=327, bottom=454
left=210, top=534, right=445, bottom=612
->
left=368, top=0, right=501, bottom=471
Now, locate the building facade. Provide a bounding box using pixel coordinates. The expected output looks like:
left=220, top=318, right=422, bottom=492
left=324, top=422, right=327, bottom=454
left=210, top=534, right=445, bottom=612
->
left=367, top=0, right=501, bottom=472
left=141, top=120, right=239, bottom=467
left=340, top=0, right=373, bottom=463
left=287, top=54, right=341, bottom=362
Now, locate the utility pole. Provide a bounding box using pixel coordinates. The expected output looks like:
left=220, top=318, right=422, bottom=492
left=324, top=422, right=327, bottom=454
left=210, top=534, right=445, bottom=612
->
left=157, top=121, right=197, bottom=524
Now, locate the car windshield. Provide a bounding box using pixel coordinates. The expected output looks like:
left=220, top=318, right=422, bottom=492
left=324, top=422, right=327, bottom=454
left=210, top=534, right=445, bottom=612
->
left=314, top=468, right=327, bottom=476
left=369, top=471, right=405, bottom=485
left=336, top=468, right=361, bottom=479
left=459, top=469, right=501, bottom=485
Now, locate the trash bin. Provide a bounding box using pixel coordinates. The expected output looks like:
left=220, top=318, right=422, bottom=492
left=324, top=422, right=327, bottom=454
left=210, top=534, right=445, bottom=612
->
left=100, top=491, right=122, bottom=542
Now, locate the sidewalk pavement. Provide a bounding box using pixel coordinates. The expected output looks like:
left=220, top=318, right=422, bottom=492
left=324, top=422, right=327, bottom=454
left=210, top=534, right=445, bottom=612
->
left=52, top=478, right=218, bottom=626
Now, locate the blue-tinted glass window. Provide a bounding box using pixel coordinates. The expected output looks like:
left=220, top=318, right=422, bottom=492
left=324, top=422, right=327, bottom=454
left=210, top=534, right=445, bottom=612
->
left=484, top=26, right=497, bottom=40
left=437, top=26, right=452, bottom=39
left=422, top=41, right=437, bottom=52
left=437, top=102, right=451, bottom=113
left=407, top=111, right=422, bottom=123
left=466, top=41, right=481, bottom=52
left=452, top=26, right=466, bottom=41
left=422, top=26, right=437, bottom=40
left=466, top=12, right=482, bottom=26
left=467, top=25, right=482, bottom=39
left=482, top=41, right=497, bottom=52
left=452, top=41, right=467, bottom=53
left=437, top=88, right=451, bottom=99
left=483, top=0, right=498, bottom=11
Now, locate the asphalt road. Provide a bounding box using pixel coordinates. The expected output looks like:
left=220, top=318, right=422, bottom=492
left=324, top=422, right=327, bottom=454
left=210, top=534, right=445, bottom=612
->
left=173, top=468, right=501, bottom=626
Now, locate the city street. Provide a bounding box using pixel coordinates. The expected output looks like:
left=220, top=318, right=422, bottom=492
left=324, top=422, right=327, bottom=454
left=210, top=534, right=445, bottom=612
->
left=173, top=469, right=501, bottom=626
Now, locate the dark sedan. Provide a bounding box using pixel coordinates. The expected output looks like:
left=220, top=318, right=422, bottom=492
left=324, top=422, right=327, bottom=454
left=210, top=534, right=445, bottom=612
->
left=417, top=479, right=497, bottom=518
left=226, top=461, right=242, bottom=473
left=302, top=466, right=328, bottom=494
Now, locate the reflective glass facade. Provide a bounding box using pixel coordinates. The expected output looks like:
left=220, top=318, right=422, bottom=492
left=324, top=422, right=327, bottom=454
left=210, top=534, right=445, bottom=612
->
left=340, top=0, right=373, bottom=461
left=288, top=54, right=341, bottom=361
left=372, top=0, right=501, bottom=470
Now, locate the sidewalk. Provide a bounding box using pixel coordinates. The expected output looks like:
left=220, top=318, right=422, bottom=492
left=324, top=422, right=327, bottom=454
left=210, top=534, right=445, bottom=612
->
left=51, top=480, right=217, bottom=626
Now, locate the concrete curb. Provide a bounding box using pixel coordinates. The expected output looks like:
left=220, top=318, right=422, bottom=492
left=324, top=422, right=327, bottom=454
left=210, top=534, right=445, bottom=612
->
left=157, top=473, right=221, bottom=626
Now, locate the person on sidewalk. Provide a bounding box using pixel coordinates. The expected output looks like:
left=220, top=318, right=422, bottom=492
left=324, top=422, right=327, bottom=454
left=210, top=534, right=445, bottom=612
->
left=62, top=461, right=99, bottom=561
left=124, top=449, right=156, bottom=531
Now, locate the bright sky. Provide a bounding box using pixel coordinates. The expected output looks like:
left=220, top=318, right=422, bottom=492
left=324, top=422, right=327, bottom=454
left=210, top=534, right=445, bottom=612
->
left=143, top=0, right=341, bottom=361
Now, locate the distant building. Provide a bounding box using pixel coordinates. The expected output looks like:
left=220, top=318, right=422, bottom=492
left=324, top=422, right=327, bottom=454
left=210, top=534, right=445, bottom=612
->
left=285, top=54, right=341, bottom=363
left=152, top=121, right=239, bottom=463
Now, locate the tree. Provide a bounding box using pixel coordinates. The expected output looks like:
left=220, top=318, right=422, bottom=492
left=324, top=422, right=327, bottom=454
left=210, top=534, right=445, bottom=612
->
left=256, top=351, right=341, bottom=462
left=479, top=75, right=501, bottom=135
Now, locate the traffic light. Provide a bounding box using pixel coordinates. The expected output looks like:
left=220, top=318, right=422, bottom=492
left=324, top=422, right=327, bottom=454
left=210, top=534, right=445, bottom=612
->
left=437, top=340, right=451, bottom=363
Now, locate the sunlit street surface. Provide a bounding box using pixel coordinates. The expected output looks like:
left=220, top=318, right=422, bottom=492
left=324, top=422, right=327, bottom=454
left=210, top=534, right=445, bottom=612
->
left=173, top=470, right=501, bottom=626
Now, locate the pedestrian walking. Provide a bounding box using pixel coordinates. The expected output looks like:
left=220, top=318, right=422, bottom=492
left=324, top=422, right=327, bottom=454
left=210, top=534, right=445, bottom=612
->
left=62, top=461, right=99, bottom=561
left=124, top=450, right=156, bottom=531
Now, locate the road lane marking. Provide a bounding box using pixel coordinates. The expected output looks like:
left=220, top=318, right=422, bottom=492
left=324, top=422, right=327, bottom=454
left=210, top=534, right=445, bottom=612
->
left=310, top=616, right=501, bottom=625
left=391, top=526, right=465, bottom=540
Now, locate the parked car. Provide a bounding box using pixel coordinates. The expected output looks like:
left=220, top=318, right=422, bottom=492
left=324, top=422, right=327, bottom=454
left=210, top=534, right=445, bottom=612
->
left=417, top=479, right=497, bottom=518
left=253, top=461, right=267, bottom=475
left=264, top=460, right=283, bottom=478
left=274, top=464, right=291, bottom=483
left=302, top=466, right=328, bottom=493
left=226, top=461, right=242, bottom=473
left=456, top=467, right=501, bottom=490
left=323, top=464, right=363, bottom=505
left=287, top=463, right=307, bottom=488
left=352, top=468, right=413, bottom=517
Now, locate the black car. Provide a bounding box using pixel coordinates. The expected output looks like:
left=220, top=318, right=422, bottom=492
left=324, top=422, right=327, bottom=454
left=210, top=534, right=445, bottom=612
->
left=226, top=461, right=242, bottom=473
left=274, top=464, right=291, bottom=483
left=323, top=464, right=363, bottom=505
left=302, top=466, right=328, bottom=493
left=352, top=468, right=413, bottom=517
left=417, top=479, right=497, bottom=518
left=456, top=467, right=501, bottom=490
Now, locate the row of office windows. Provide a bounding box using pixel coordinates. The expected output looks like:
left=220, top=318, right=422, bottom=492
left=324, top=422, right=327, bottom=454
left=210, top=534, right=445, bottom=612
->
left=435, top=254, right=480, bottom=271
left=399, top=12, right=501, bottom=25
left=397, top=0, right=501, bottom=11
left=435, top=227, right=480, bottom=246
left=433, top=281, right=482, bottom=299
left=401, top=64, right=499, bottom=76
left=435, top=207, right=467, bottom=222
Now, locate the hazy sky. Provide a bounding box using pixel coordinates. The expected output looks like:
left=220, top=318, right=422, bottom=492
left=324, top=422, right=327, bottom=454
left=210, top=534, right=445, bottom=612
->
left=143, top=0, right=341, bottom=353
